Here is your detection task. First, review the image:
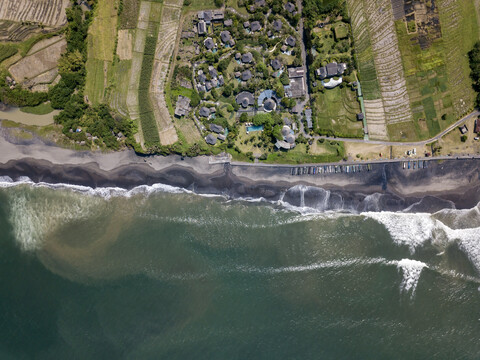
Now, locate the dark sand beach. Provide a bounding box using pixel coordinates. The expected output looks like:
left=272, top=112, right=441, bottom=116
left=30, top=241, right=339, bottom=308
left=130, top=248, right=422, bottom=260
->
left=0, top=128, right=479, bottom=212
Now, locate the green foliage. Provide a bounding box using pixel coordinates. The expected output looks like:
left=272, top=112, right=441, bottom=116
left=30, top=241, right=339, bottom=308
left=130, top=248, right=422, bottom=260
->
left=252, top=113, right=273, bottom=126
left=20, top=102, right=54, bottom=115
left=0, top=44, right=18, bottom=63
left=469, top=41, right=480, bottom=106
left=461, top=135, right=468, bottom=142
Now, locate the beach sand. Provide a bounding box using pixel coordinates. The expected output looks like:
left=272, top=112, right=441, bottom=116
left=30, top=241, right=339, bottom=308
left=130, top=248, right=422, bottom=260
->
left=0, top=128, right=479, bottom=212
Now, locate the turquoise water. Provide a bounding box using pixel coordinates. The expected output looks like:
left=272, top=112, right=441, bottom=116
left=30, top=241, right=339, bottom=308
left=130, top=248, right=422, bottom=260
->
left=1, top=183, right=480, bottom=359
left=247, top=125, right=264, bottom=132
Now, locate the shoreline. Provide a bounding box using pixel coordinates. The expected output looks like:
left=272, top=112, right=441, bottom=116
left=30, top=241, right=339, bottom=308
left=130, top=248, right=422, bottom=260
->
left=0, top=132, right=479, bottom=212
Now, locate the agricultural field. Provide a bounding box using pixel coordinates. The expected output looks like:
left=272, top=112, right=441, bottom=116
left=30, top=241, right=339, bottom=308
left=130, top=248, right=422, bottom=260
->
left=347, top=0, right=480, bottom=142
left=85, top=0, right=119, bottom=105
left=0, top=0, right=69, bottom=42
left=8, top=37, right=66, bottom=90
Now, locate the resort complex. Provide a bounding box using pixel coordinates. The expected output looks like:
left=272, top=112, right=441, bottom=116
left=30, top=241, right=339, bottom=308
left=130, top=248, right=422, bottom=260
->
left=0, top=0, right=479, bottom=164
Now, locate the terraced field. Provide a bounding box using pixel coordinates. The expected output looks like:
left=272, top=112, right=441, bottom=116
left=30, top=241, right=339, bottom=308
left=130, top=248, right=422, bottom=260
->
left=85, top=0, right=119, bottom=105
left=348, top=0, right=479, bottom=141
left=0, top=0, right=69, bottom=42
left=150, top=0, right=183, bottom=145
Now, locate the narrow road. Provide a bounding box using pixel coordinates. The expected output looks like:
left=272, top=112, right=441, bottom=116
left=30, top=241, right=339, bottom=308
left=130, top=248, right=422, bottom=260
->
left=296, top=0, right=310, bottom=136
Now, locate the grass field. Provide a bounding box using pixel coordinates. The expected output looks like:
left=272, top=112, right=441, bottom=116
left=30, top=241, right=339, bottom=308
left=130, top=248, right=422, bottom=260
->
left=182, top=0, right=217, bottom=11
left=20, top=102, right=54, bottom=115
left=313, top=86, right=363, bottom=138
left=85, top=0, right=119, bottom=105
left=265, top=142, right=345, bottom=164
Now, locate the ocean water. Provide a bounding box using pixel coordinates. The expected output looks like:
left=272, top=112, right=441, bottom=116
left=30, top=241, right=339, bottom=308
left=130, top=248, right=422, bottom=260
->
left=1, top=179, right=480, bottom=359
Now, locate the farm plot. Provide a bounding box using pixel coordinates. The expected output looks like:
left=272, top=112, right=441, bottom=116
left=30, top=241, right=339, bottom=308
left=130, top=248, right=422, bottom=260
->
left=150, top=0, right=183, bottom=145
left=0, top=0, right=68, bottom=27
left=85, top=0, right=119, bottom=105
left=363, top=0, right=413, bottom=125
left=9, top=38, right=66, bottom=83
left=437, top=0, right=478, bottom=118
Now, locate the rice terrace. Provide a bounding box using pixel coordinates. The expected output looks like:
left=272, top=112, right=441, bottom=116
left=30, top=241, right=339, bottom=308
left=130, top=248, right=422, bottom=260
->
left=0, top=0, right=479, bottom=162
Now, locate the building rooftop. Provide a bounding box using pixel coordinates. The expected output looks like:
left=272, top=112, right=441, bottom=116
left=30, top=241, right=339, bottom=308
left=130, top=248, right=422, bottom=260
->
left=255, top=0, right=266, bottom=6
left=220, top=30, right=231, bottom=43
left=241, top=70, right=252, bottom=81
left=241, top=52, right=253, bottom=63
left=204, top=37, right=215, bottom=50
left=236, top=91, right=255, bottom=108
left=271, top=58, right=282, bottom=70
left=305, top=109, right=312, bottom=129
left=273, top=19, right=282, bottom=31
left=197, top=20, right=206, bottom=35
left=199, top=107, right=210, bottom=118
left=174, top=96, right=190, bottom=117
left=285, top=2, right=295, bottom=13
left=264, top=98, right=276, bottom=112
left=286, top=35, right=296, bottom=47
left=209, top=123, right=225, bottom=134
left=288, top=67, right=305, bottom=78
left=205, top=133, right=217, bottom=145
left=224, top=19, right=233, bottom=26
left=251, top=21, right=262, bottom=32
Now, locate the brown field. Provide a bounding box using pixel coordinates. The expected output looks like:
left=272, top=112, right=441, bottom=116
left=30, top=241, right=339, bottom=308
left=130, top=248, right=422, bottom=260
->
left=0, top=0, right=69, bottom=27
left=117, top=30, right=133, bottom=60
left=9, top=38, right=66, bottom=82
left=27, top=35, right=65, bottom=55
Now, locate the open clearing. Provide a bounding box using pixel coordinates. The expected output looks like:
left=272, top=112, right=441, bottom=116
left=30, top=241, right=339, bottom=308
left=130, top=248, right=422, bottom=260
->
left=117, top=30, right=133, bottom=60
left=9, top=38, right=66, bottom=82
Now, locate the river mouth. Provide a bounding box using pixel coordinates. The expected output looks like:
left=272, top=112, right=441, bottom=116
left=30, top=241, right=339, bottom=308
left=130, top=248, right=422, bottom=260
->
left=0, top=106, right=59, bottom=126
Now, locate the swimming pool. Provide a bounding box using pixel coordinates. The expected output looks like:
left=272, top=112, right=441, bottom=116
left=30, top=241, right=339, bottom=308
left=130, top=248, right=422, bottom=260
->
left=246, top=125, right=264, bottom=132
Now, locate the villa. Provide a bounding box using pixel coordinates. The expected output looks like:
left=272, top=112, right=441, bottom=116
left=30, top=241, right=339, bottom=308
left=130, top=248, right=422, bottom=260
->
left=174, top=96, right=190, bottom=118
left=315, top=62, right=347, bottom=80
left=236, top=91, right=255, bottom=108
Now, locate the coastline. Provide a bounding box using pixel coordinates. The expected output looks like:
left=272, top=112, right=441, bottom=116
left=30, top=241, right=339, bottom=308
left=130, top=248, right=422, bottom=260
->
left=0, top=131, right=479, bottom=212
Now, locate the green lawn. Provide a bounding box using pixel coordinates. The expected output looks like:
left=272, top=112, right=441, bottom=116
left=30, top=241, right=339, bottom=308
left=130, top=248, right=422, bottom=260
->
left=313, top=86, right=363, bottom=138
left=264, top=142, right=345, bottom=164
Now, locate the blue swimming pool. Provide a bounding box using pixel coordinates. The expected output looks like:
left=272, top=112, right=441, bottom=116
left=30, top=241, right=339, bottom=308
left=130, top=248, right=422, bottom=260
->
left=246, top=125, right=264, bottom=132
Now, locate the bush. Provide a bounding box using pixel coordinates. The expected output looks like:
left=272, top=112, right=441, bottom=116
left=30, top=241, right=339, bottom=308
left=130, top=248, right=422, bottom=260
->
left=461, top=135, right=468, bottom=142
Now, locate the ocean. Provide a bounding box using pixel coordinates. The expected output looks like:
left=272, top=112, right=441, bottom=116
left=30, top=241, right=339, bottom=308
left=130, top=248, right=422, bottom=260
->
left=1, top=178, right=480, bottom=359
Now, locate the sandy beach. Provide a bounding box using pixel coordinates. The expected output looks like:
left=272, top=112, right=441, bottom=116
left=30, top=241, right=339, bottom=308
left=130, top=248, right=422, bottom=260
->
left=0, top=126, right=479, bottom=212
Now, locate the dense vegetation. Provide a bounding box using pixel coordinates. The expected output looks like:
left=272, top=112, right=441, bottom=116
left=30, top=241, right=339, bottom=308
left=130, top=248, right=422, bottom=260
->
left=0, top=44, right=18, bottom=63
left=469, top=41, right=480, bottom=107
left=48, top=1, right=136, bottom=150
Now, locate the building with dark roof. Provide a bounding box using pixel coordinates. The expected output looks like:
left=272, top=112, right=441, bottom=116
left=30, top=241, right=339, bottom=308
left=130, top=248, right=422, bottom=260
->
left=203, top=11, right=212, bottom=24
left=271, top=58, right=282, bottom=70
left=198, top=20, right=206, bottom=35
left=209, top=123, right=225, bottom=134
left=316, top=62, right=347, bottom=79
left=250, top=21, right=262, bottom=32
left=286, top=35, right=296, bottom=47
left=305, top=109, right=313, bottom=129
left=235, top=52, right=241, bottom=60
left=255, top=0, right=266, bottom=6
left=198, top=73, right=206, bottom=84
left=204, top=37, right=215, bottom=50
left=243, top=21, right=250, bottom=28
left=220, top=30, right=231, bottom=43
left=174, top=96, right=190, bottom=117
left=285, top=2, right=295, bottom=13
left=199, top=107, right=211, bottom=118
left=241, top=52, right=253, bottom=63
left=357, top=112, right=364, bottom=121
left=212, top=10, right=224, bottom=21
left=236, top=91, right=255, bottom=108
left=205, top=134, right=217, bottom=145
left=224, top=18, right=233, bottom=26
left=273, top=19, right=282, bottom=31
left=209, top=66, right=217, bottom=78
left=241, top=70, right=252, bottom=81
left=288, top=67, right=305, bottom=78
left=475, top=118, right=480, bottom=133
left=217, top=134, right=226, bottom=141
left=263, top=98, right=276, bottom=112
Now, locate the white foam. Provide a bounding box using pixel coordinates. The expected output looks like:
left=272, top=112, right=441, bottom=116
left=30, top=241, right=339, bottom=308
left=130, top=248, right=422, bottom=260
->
left=396, top=258, right=427, bottom=297
left=235, top=257, right=389, bottom=275
left=364, top=211, right=437, bottom=253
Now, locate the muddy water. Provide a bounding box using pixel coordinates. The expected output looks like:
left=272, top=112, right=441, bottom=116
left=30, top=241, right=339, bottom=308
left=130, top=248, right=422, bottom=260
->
left=0, top=107, right=59, bottom=126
